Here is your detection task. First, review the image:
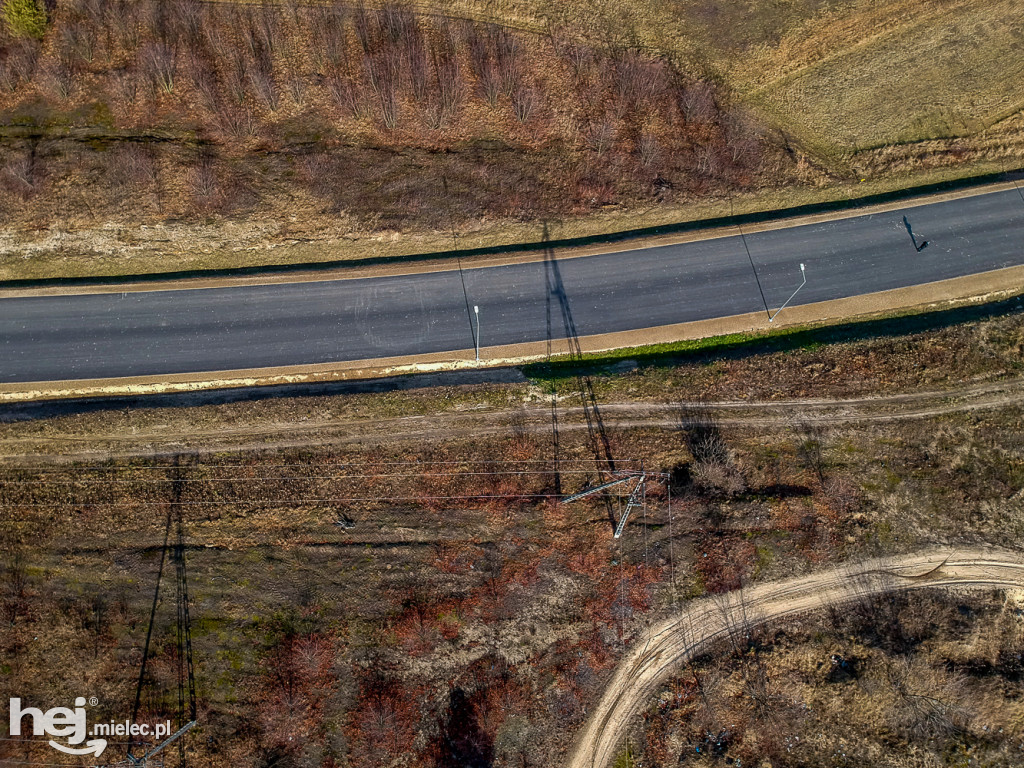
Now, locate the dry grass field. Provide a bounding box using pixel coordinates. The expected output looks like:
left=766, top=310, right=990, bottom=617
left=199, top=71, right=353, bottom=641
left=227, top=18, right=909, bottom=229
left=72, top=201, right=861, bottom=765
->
left=743, top=0, right=1024, bottom=155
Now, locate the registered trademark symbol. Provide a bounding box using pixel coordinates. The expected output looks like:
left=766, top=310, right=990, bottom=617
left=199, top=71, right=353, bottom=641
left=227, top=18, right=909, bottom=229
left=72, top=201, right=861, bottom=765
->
left=88, top=697, right=98, bottom=707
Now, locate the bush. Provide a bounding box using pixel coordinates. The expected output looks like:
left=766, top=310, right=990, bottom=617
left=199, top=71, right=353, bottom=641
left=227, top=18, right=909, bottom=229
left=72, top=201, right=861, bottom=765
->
left=3, top=0, right=46, bottom=39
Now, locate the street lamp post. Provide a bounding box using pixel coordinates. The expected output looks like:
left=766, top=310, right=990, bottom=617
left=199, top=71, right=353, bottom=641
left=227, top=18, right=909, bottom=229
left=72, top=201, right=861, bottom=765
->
left=768, top=263, right=806, bottom=323
left=473, top=305, right=480, bottom=362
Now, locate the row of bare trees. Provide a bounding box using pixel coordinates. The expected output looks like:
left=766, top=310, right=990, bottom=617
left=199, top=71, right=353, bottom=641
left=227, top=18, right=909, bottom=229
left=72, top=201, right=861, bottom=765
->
left=1, top=0, right=763, bottom=157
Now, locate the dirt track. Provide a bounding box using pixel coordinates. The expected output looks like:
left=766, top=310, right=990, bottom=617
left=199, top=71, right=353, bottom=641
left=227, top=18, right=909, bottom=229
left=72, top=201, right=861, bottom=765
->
left=2, top=376, right=1021, bottom=462
left=567, top=547, right=1024, bottom=768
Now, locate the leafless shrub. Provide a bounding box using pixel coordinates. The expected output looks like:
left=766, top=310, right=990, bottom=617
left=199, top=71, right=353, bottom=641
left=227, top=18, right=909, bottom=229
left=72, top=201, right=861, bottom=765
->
left=329, top=74, right=370, bottom=120
left=201, top=5, right=232, bottom=61
left=224, top=52, right=249, bottom=106
left=249, top=66, right=279, bottom=112
left=188, top=58, right=221, bottom=112
left=613, top=50, right=667, bottom=113
left=404, top=13, right=428, bottom=101
left=110, top=0, right=142, bottom=51
left=695, top=144, right=723, bottom=177
left=587, top=118, right=615, bottom=156
left=0, top=39, right=40, bottom=92
left=1, top=547, right=29, bottom=625
left=679, top=403, right=746, bottom=497
left=638, top=131, right=660, bottom=167
left=189, top=157, right=218, bottom=201
left=284, top=68, right=306, bottom=107
left=364, top=49, right=399, bottom=128
left=139, top=42, right=176, bottom=95
left=680, top=80, right=718, bottom=124
left=465, top=22, right=500, bottom=106
left=1, top=151, right=40, bottom=199
left=883, top=658, right=971, bottom=741
left=252, top=3, right=281, bottom=61
left=298, top=151, right=335, bottom=199
left=166, top=0, right=203, bottom=49
left=794, top=420, right=827, bottom=485
left=559, top=41, right=590, bottom=78
left=222, top=106, right=260, bottom=140
left=353, top=7, right=402, bottom=128
left=146, top=0, right=174, bottom=47
left=511, top=84, right=535, bottom=123
left=691, top=460, right=746, bottom=497
left=112, top=143, right=157, bottom=189
left=307, top=5, right=348, bottom=71
left=60, top=22, right=94, bottom=65
left=188, top=154, right=246, bottom=213
left=353, top=3, right=374, bottom=53
left=109, top=66, right=138, bottom=109
left=822, top=475, right=862, bottom=517
left=67, top=0, right=107, bottom=29
left=428, top=20, right=461, bottom=126
left=491, top=24, right=522, bottom=97
left=376, top=3, right=427, bottom=100
left=722, top=110, right=760, bottom=164
left=43, top=59, right=75, bottom=100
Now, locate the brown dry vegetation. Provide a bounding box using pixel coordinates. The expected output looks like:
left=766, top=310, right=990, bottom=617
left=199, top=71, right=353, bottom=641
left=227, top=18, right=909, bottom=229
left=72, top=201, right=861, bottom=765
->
left=2, top=303, right=1024, bottom=766
left=641, top=588, right=1024, bottom=768
left=0, top=0, right=792, bottom=280
left=2, top=1, right=1021, bottom=280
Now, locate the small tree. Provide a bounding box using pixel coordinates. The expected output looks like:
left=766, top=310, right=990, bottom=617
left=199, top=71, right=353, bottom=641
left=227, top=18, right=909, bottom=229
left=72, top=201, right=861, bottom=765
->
left=3, top=0, right=46, bottom=39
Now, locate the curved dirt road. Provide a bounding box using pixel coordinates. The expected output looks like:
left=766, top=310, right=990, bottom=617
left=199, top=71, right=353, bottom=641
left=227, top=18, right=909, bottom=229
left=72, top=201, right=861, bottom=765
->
left=568, top=548, right=1024, bottom=768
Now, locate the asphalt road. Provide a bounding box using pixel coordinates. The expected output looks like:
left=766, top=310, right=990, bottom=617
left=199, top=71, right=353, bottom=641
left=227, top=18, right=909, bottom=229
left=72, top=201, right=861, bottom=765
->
left=2, top=188, right=1023, bottom=383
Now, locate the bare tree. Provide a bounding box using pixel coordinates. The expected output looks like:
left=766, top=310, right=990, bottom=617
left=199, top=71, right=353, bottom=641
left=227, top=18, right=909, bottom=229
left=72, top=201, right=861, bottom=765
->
left=1, top=150, right=40, bottom=199
left=139, top=42, right=176, bottom=95
left=492, top=24, right=522, bottom=97
left=587, top=117, right=616, bottom=156
left=44, top=58, right=75, bottom=100
left=680, top=80, right=718, bottom=124
left=511, top=84, right=535, bottom=123
left=679, top=402, right=746, bottom=497
left=638, top=131, right=660, bottom=167
left=884, top=657, right=970, bottom=740
left=794, top=419, right=828, bottom=486
left=465, top=22, right=500, bottom=106
left=427, top=20, right=462, bottom=127
left=0, top=40, right=40, bottom=92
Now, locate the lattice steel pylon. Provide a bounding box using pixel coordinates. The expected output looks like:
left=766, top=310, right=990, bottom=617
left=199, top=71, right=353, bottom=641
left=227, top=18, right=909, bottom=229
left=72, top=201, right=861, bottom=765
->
left=564, top=468, right=647, bottom=539
left=613, top=473, right=647, bottom=539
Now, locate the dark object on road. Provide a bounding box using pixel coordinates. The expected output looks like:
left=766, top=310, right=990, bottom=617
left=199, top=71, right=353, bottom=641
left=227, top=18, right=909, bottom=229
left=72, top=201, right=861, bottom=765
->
left=903, top=215, right=930, bottom=251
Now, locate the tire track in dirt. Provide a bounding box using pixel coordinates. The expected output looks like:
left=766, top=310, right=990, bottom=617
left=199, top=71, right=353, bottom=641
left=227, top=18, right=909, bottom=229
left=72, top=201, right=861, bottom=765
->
left=568, top=547, right=1024, bottom=768
left=2, top=376, right=1022, bottom=462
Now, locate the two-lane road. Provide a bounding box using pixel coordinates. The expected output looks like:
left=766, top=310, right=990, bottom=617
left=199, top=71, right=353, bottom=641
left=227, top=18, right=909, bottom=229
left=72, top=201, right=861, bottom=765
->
left=2, top=188, right=1023, bottom=383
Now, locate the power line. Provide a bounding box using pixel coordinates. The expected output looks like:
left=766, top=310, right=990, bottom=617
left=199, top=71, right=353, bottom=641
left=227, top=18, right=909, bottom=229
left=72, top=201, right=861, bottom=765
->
left=0, top=494, right=570, bottom=507
left=1, top=459, right=639, bottom=471
left=0, top=469, right=621, bottom=485
left=731, top=198, right=771, bottom=319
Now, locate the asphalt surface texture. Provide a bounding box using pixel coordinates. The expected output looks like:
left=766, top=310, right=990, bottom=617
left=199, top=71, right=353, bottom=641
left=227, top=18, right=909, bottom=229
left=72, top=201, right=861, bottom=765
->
left=2, top=188, right=1023, bottom=383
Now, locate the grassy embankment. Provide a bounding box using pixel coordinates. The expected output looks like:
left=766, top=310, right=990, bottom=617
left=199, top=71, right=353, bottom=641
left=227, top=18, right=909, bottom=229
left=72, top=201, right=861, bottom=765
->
left=0, top=0, right=1021, bottom=281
